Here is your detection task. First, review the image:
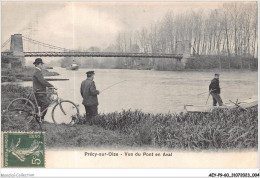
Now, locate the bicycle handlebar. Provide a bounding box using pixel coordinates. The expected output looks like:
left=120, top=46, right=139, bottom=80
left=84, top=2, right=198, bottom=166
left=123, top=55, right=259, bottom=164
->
left=49, top=87, right=57, bottom=90
left=35, top=87, right=57, bottom=94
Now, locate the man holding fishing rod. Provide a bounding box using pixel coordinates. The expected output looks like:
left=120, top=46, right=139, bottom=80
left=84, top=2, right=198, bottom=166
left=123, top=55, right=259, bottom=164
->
left=80, top=71, right=100, bottom=123
left=80, top=71, right=127, bottom=123
left=208, top=73, right=223, bottom=106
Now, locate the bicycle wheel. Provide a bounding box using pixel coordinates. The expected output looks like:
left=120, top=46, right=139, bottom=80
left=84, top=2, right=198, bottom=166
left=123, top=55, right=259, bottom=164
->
left=6, top=98, right=36, bottom=126
left=52, top=100, right=79, bottom=125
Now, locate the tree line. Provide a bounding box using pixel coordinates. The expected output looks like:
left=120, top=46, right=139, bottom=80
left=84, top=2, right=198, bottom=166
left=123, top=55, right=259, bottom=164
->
left=110, top=2, right=257, bottom=58
left=60, top=2, right=257, bottom=70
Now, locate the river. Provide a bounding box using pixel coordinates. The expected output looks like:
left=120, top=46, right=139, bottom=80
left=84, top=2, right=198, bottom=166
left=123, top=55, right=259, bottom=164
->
left=20, top=67, right=258, bottom=122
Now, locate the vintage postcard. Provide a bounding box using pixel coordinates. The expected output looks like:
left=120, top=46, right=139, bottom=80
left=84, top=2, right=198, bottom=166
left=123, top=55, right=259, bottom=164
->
left=1, top=0, right=258, bottom=177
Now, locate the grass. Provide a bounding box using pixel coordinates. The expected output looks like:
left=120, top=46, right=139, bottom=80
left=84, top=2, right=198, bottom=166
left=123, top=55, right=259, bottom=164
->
left=1, top=84, right=258, bottom=150
left=1, top=67, right=59, bottom=82
left=1, top=84, right=31, bottom=110
left=87, top=108, right=258, bottom=150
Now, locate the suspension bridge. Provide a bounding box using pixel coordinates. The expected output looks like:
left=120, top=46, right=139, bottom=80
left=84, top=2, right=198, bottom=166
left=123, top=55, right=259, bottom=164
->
left=1, top=34, right=189, bottom=67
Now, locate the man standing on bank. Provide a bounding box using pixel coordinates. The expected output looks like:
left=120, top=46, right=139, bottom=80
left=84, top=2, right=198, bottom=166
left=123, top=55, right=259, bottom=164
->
left=80, top=71, right=100, bottom=122
left=209, top=73, right=223, bottom=106
left=33, top=58, right=55, bottom=122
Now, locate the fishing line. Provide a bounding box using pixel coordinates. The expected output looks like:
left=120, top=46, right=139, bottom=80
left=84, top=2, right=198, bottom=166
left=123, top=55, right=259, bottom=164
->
left=197, top=83, right=241, bottom=96
left=175, top=82, right=242, bottom=97
left=100, top=80, right=128, bottom=94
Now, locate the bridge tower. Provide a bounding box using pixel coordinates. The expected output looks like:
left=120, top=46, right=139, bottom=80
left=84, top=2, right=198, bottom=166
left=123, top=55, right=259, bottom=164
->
left=176, top=40, right=191, bottom=66
left=10, top=34, right=25, bottom=67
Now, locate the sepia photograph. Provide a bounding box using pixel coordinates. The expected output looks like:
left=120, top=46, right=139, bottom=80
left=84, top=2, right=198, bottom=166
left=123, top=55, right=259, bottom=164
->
left=1, top=0, right=258, bottom=175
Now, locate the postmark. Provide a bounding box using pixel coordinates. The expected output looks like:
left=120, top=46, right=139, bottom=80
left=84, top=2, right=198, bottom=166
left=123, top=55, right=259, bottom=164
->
left=1, top=132, right=45, bottom=168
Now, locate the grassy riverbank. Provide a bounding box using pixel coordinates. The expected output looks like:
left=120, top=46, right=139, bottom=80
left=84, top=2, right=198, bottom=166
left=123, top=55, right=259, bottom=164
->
left=1, top=67, right=59, bottom=82
left=89, top=108, right=258, bottom=150
left=1, top=84, right=258, bottom=150
left=1, top=85, right=138, bottom=148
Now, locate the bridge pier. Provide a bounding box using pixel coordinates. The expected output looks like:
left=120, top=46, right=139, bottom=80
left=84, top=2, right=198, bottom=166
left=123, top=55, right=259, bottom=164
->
left=176, top=40, right=191, bottom=66
left=10, top=34, right=25, bottom=67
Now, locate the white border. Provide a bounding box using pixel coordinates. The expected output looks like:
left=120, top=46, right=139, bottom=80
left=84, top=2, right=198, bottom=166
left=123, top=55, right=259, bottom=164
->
left=0, top=0, right=259, bottom=177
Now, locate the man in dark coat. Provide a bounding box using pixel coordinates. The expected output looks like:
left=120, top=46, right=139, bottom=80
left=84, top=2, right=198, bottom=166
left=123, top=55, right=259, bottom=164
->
left=80, top=71, right=99, bottom=122
left=32, top=58, right=54, bottom=121
left=209, top=73, right=223, bottom=106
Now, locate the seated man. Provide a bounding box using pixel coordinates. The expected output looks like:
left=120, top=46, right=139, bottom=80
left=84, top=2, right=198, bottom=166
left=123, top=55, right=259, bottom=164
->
left=209, top=73, right=223, bottom=106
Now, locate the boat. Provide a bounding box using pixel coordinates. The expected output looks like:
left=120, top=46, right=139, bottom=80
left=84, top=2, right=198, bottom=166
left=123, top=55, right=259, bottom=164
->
left=184, top=96, right=258, bottom=113
left=66, top=61, right=79, bottom=70
left=45, top=66, right=53, bottom=69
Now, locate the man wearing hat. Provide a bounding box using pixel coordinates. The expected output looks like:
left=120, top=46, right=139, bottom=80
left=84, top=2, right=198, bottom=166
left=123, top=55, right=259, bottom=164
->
left=209, top=73, right=223, bottom=106
left=33, top=58, right=54, bottom=122
left=80, top=71, right=100, bottom=122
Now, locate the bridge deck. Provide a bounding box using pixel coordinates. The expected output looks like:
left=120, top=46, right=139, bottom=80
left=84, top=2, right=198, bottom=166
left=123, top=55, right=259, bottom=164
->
left=2, top=51, right=183, bottom=59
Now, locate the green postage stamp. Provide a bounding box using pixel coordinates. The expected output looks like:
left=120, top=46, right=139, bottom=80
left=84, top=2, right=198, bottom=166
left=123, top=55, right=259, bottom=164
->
left=1, top=132, right=45, bottom=168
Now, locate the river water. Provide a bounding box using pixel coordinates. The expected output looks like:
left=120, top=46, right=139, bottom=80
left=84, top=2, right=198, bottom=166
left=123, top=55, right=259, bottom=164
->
left=20, top=67, right=257, bottom=122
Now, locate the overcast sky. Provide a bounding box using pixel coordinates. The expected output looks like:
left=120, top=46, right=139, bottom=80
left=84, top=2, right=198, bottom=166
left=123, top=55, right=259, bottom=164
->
left=2, top=1, right=226, bottom=51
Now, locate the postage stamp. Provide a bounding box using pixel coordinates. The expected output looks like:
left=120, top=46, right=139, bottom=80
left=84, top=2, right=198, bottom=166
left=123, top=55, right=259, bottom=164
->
left=1, top=132, right=45, bottom=168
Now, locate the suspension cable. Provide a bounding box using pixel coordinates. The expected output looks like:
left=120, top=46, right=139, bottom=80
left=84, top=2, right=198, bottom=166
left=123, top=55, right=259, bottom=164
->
left=22, top=37, right=68, bottom=51
left=22, top=36, right=72, bottom=51
left=23, top=38, right=66, bottom=51
left=1, top=37, right=11, bottom=49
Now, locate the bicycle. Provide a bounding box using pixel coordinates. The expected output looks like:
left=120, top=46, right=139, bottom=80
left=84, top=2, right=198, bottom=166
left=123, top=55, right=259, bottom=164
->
left=6, top=88, right=80, bottom=126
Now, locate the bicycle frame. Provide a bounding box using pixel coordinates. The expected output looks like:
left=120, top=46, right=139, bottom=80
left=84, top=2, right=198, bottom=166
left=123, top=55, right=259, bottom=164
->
left=7, top=88, right=79, bottom=126
left=26, top=90, right=62, bottom=118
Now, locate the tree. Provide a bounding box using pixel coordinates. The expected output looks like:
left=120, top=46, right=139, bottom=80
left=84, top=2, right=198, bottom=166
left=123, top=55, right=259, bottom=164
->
left=108, top=1, right=257, bottom=66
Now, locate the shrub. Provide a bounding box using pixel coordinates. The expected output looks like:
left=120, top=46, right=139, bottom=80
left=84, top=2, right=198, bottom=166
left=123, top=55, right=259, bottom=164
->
left=90, top=108, right=258, bottom=150
left=1, top=67, right=59, bottom=82
left=185, top=55, right=258, bottom=70
left=154, top=58, right=184, bottom=71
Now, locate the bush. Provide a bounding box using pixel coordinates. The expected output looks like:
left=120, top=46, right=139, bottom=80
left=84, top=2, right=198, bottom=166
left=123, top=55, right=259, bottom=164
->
left=185, top=55, right=258, bottom=70
left=153, top=58, right=184, bottom=71
left=1, top=67, right=59, bottom=82
left=89, top=108, right=258, bottom=150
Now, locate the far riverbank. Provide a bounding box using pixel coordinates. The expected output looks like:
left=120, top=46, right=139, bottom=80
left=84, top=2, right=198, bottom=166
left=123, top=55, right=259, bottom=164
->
left=1, top=67, right=60, bottom=83
left=59, top=55, right=258, bottom=71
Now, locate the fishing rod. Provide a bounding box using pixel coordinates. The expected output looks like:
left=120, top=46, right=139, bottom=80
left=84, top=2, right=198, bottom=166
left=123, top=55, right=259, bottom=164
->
left=198, top=89, right=217, bottom=96
left=99, top=80, right=128, bottom=94
left=205, top=89, right=212, bottom=104
left=197, top=83, right=240, bottom=96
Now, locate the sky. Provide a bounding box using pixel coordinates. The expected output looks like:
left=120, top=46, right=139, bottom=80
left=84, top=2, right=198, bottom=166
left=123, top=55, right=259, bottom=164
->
left=1, top=1, right=229, bottom=51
